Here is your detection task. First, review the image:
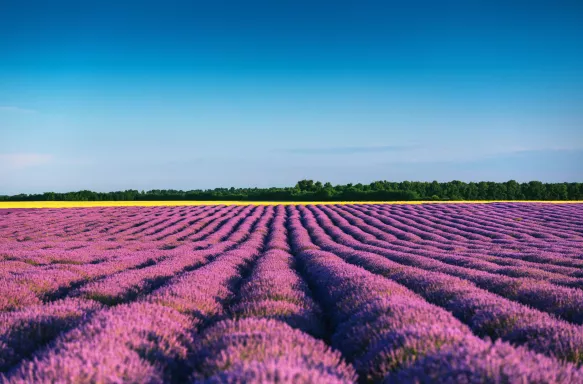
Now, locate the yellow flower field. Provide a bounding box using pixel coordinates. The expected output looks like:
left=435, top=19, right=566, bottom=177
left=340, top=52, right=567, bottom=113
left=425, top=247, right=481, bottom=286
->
left=0, top=200, right=581, bottom=209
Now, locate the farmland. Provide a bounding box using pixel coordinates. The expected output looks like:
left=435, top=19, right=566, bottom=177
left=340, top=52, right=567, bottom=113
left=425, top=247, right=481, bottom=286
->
left=1, top=203, right=583, bottom=383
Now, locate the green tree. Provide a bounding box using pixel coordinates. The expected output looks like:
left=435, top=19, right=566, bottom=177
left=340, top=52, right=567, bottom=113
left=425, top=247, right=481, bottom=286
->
left=295, top=180, right=315, bottom=192
left=525, top=181, right=545, bottom=200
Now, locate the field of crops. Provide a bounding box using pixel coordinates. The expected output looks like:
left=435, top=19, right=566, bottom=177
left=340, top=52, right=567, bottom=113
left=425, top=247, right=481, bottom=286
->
left=1, top=203, right=583, bottom=383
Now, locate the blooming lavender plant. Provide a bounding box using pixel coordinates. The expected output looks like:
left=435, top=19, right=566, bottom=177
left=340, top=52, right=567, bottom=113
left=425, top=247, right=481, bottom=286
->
left=1, top=202, right=582, bottom=383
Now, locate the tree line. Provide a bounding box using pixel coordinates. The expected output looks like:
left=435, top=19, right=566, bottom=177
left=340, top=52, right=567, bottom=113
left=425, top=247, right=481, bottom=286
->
left=1, top=180, right=582, bottom=202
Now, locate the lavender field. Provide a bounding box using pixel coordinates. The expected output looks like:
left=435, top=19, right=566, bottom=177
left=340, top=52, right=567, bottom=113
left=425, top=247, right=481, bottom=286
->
left=1, top=203, right=583, bottom=383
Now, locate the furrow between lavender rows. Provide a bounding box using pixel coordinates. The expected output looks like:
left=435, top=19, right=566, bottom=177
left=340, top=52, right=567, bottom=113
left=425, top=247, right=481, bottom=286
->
left=155, top=205, right=239, bottom=241
left=137, top=206, right=219, bottom=240
left=344, top=205, right=583, bottom=272
left=188, top=205, right=357, bottom=383
left=335, top=205, right=583, bottom=285
left=363, top=204, right=583, bottom=259
left=0, top=206, right=255, bottom=311
left=1, top=207, right=275, bottom=383
left=308, top=205, right=583, bottom=325
left=1, top=203, right=583, bottom=383
left=72, top=205, right=265, bottom=305
left=111, top=206, right=196, bottom=238
left=297, top=205, right=583, bottom=366
left=369, top=204, right=583, bottom=254
left=285, top=206, right=583, bottom=383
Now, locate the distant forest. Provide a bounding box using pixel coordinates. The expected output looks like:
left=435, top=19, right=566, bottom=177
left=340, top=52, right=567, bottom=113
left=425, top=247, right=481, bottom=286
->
left=1, top=180, right=582, bottom=202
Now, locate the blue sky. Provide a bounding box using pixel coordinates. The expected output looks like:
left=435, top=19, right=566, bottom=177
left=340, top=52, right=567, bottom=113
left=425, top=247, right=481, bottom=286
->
left=1, top=0, right=582, bottom=194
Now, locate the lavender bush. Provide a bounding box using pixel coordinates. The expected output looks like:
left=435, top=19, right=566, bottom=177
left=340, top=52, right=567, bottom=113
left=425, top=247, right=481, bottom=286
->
left=1, top=202, right=582, bottom=383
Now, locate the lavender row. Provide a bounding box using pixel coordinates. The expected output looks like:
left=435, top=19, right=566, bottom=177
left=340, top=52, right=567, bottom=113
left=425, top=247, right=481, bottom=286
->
left=286, top=207, right=583, bottom=383
left=418, top=203, right=583, bottom=239
left=192, top=319, right=356, bottom=383
left=344, top=205, right=583, bottom=272
left=94, top=206, right=182, bottom=238
left=299, top=206, right=583, bottom=364
left=0, top=250, right=169, bottom=311
left=0, top=240, right=180, bottom=268
left=1, top=207, right=161, bottom=241
left=356, top=202, right=583, bottom=256
left=376, top=203, right=583, bottom=239
left=109, top=206, right=196, bottom=239
left=229, top=208, right=325, bottom=337
left=365, top=204, right=582, bottom=257
left=229, top=249, right=325, bottom=337
left=2, top=302, right=196, bottom=383
left=146, top=206, right=272, bottom=322
left=312, top=205, right=583, bottom=324
left=139, top=206, right=219, bottom=240
left=190, top=205, right=356, bottom=383
left=76, top=206, right=267, bottom=305
left=2, top=209, right=274, bottom=383
left=336, top=205, right=583, bottom=286
left=0, top=206, right=259, bottom=311
left=155, top=205, right=238, bottom=241
left=0, top=298, right=102, bottom=373
left=1, top=206, right=210, bottom=242
left=12, top=207, right=160, bottom=241
left=179, top=206, right=249, bottom=242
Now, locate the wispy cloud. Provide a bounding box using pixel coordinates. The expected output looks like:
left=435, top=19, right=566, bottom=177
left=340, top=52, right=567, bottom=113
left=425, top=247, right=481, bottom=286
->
left=0, top=106, right=37, bottom=114
left=504, top=146, right=583, bottom=154
left=465, top=146, right=583, bottom=163
left=0, top=154, right=53, bottom=169
left=284, top=144, right=417, bottom=155
left=375, top=146, right=583, bottom=166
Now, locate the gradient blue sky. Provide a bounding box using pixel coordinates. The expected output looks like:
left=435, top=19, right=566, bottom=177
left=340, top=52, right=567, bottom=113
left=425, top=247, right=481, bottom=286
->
left=1, top=0, right=582, bottom=194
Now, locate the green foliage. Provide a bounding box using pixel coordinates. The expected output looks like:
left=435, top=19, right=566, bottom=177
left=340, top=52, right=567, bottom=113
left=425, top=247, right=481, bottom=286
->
left=0, top=180, right=581, bottom=202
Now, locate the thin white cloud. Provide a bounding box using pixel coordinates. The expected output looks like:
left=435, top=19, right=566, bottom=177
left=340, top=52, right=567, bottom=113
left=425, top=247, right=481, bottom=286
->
left=0, top=153, right=53, bottom=169
left=506, top=146, right=583, bottom=153
left=283, top=144, right=419, bottom=155
left=0, top=106, right=37, bottom=114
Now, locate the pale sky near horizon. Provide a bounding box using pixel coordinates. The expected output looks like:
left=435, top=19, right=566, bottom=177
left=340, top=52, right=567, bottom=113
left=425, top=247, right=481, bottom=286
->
left=1, top=1, right=582, bottom=194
